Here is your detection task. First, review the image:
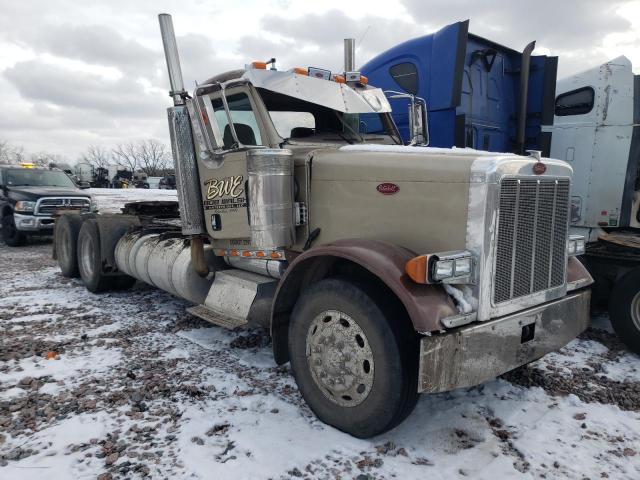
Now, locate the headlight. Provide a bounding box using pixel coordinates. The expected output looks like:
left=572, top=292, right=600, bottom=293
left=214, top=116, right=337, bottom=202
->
left=14, top=201, right=36, bottom=212
left=90, top=197, right=99, bottom=212
left=567, top=235, right=586, bottom=256
left=405, top=250, right=475, bottom=284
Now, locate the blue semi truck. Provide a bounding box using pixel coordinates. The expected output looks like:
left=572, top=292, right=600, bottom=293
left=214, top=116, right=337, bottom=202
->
left=361, top=20, right=557, bottom=155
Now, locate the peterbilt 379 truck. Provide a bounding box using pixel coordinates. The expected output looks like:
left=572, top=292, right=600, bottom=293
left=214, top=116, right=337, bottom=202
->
left=53, top=14, right=592, bottom=438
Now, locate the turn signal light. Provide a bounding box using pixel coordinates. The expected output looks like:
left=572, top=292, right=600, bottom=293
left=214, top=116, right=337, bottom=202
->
left=214, top=248, right=286, bottom=261
left=405, top=255, right=429, bottom=283
left=251, top=61, right=267, bottom=69
left=292, top=67, right=308, bottom=76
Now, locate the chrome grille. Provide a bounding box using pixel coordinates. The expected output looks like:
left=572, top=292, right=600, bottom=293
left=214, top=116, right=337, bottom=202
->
left=493, top=177, right=570, bottom=304
left=35, top=197, right=91, bottom=215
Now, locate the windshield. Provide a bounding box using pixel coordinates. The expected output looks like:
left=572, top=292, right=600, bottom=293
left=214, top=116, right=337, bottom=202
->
left=257, top=88, right=401, bottom=144
left=4, top=169, right=76, bottom=188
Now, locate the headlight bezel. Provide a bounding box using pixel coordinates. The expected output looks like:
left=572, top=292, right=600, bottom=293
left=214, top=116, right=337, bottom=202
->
left=14, top=200, right=36, bottom=213
left=405, top=250, right=476, bottom=285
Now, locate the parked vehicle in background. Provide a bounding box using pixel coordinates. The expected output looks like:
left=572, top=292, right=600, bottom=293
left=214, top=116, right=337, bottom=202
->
left=361, top=20, right=557, bottom=155
left=132, top=171, right=150, bottom=189
left=1, top=164, right=96, bottom=246
left=545, top=56, right=640, bottom=353
left=158, top=174, right=176, bottom=189
left=53, top=14, right=592, bottom=438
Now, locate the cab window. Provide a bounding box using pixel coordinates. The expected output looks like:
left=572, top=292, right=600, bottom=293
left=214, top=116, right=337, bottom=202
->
left=555, top=87, right=595, bottom=116
left=389, top=62, right=419, bottom=95
left=211, top=92, right=263, bottom=149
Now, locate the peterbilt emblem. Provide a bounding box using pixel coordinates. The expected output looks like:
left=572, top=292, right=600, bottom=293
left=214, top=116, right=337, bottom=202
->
left=533, top=162, right=547, bottom=175
left=376, top=183, right=400, bottom=195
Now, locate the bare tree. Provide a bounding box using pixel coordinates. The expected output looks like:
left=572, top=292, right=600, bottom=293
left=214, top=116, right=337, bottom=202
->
left=138, top=139, right=171, bottom=176
left=0, top=140, right=25, bottom=165
left=29, top=152, right=68, bottom=168
left=79, top=145, right=112, bottom=169
left=111, top=142, right=139, bottom=172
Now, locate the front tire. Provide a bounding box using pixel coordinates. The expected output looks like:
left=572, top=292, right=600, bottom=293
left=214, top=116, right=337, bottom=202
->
left=2, top=213, right=26, bottom=247
left=288, top=278, right=419, bottom=438
left=609, top=267, right=640, bottom=354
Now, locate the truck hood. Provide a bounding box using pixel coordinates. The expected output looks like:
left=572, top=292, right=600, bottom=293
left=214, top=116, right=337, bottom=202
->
left=6, top=186, right=89, bottom=201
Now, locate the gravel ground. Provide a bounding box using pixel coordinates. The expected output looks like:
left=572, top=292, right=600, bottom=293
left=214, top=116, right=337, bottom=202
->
left=1, top=191, right=639, bottom=479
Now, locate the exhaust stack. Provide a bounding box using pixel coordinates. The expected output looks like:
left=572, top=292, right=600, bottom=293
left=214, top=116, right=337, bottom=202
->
left=344, top=38, right=356, bottom=72
left=515, top=41, right=536, bottom=155
left=159, top=13, right=208, bottom=248
left=158, top=13, right=187, bottom=106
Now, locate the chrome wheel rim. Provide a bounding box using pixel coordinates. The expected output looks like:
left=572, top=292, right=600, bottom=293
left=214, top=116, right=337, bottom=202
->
left=632, top=291, right=640, bottom=331
left=79, top=233, right=95, bottom=279
left=305, top=310, right=375, bottom=407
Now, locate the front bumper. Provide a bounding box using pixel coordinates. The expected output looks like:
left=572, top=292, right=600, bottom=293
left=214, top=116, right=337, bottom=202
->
left=418, top=289, right=591, bottom=393
left=13, top=213, right=55, bottom=232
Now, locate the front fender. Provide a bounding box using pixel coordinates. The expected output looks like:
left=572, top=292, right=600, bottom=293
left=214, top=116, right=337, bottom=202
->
left=271, top=239, right=457, bottom=364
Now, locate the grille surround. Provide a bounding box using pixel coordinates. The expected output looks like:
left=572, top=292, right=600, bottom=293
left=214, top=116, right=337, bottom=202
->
left=492, top=176, right=570, bottom=305
left=35, top=197, right=91, bottom=216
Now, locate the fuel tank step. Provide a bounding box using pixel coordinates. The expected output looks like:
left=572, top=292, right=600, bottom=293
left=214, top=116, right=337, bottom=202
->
left=189, top=270, right=277, bottom=329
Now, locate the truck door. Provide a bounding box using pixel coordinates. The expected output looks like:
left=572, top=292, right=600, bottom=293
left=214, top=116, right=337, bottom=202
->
left=197, top=88, right=267, bottom=242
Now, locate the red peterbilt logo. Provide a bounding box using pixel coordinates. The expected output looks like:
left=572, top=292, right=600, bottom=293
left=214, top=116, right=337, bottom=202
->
left=533, top=162, right=547, bottom=175
left=376, top=183, right=400, bottom=195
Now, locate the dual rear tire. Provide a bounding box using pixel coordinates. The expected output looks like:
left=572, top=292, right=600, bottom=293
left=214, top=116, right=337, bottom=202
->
left=56, top=216, right=135, bottom=293
left=609, top=267, right=640, bottom=355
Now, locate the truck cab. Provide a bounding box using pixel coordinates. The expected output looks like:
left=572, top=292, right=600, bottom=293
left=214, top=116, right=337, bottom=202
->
left=360, top=20, right=558, bottom=155
left=545, top=56, right=640, bottom=354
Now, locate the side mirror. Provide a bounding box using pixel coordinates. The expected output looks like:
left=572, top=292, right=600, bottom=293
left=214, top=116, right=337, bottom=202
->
left=384, top=90, right=429, bottom=146
left=78, top=181, right=91, bottom=189
left=408, top=99, right=428, bottom=146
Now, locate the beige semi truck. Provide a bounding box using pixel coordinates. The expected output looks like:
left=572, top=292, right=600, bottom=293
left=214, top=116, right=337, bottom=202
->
left=53, top=14, right=593, bottom=438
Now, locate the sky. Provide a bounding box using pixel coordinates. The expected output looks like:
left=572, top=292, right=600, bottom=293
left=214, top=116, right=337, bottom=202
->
left=0, top=0, right=639, bottom=161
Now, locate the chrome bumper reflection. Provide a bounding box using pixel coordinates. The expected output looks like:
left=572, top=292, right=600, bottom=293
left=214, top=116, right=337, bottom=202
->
left=14, top=213, right=55, bottom=231
left=418, top=289, right=590, bottom=393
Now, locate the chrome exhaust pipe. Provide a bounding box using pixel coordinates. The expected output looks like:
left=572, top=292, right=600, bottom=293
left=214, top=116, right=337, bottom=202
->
left=158, top=13, right=187, bottom=106
left=344, top=38, right=356, bottom=72
left=516, top=41, right=536, bottom=155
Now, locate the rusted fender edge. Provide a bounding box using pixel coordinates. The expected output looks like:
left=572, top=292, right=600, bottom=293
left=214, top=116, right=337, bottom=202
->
left=271, top=238, right=458, bottom=364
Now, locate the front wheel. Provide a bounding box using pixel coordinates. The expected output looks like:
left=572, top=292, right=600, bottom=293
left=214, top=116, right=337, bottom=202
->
left=2, top=214, right=26, bottom=247
left=288, top=278, right=419, bottom=438
left=609, top=267, right=640, bottom=354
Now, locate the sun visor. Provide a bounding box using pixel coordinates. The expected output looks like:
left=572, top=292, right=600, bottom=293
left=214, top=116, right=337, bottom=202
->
left=242, top=69, right=392, bottom=114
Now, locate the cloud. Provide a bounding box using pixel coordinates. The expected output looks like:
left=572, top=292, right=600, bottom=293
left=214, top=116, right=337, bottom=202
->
left=257, top=9, right=426, bottom=69
left=3, top=60, right=165, bottom=118
left=401, top=0, right=634, bottom=51
left=26, top=24, right=160, bottom=76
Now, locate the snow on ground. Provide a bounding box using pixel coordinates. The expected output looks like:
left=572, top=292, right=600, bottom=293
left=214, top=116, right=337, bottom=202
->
left=1, top=190, right=640, bottom=479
